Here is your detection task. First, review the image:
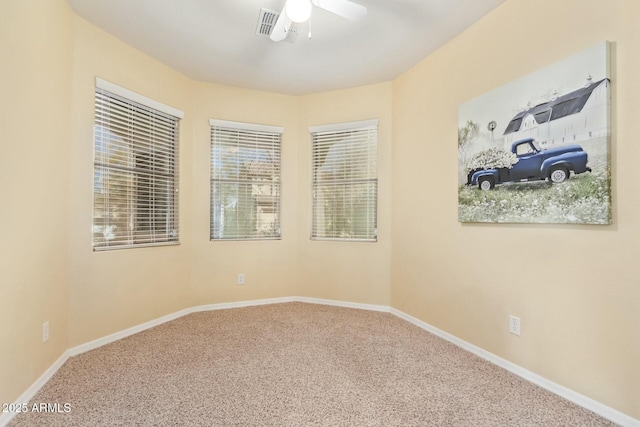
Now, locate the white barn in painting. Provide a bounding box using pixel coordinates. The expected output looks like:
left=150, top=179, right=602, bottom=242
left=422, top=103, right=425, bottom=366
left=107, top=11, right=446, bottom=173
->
left=503, top=77, right=610, bottom=147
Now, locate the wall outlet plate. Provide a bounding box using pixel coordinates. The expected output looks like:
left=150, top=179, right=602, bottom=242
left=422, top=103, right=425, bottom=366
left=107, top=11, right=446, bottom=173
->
left=509, top=315, right=521, bottom=336
left=42, top=321, right=50, bottom=343
left=237, top=273, right=245, bottom=285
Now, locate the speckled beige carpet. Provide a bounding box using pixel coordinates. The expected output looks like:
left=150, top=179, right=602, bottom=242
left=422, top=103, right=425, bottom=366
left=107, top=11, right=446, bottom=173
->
left=10, top=302, right=613, bottom=426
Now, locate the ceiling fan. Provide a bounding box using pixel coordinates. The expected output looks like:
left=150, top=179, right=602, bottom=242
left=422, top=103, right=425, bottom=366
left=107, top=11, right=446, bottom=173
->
left=267, top=0, right=367, bottom=43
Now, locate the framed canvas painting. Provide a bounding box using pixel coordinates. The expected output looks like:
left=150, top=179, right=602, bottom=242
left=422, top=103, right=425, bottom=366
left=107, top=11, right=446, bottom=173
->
left=458, top=42, right=611, bottom=224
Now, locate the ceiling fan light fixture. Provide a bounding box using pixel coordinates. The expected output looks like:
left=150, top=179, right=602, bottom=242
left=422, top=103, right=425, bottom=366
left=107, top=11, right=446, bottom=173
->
left=285, top=0, right=312, bottom=23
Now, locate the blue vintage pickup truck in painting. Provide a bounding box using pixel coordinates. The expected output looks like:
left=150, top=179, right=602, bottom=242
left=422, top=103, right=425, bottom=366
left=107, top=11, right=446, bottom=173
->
left=467, top=138, right=591, bottom=190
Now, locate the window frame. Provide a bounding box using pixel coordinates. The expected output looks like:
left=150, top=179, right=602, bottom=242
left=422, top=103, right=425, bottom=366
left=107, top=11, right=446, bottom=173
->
left=92, top=78, right=183, bottom=251
left=309, top=119, right=379, bottom=242
left=209, top=119, right=284, bottom=241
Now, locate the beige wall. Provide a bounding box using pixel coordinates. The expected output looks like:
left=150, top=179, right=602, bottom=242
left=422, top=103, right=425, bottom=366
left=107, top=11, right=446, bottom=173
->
left=297, top=84, right=393, bottom=306
left=0, top=0, right=73, bottom=406
left=189, top=82, right=299, bottom=304
left=391, top=0, right=639, bottom=418
left=190, top=81, right=392, bottom=306
left=1, top=0, right=638, bottom=421
left=67, top=16, right=195, bottom=346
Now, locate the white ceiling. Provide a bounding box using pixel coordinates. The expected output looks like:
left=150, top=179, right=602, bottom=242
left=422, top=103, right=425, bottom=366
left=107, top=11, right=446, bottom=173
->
left=66, top=0, right=505, bottom=95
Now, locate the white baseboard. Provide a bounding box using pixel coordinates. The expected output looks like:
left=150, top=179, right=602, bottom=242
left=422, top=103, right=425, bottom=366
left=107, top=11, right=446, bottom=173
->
left=68, top=307, right=193, bottom=357
left=389, top=308, right=640, bottom=427
left=0, top=298, right=294, bottom=427
left=295, top=296, right=390, bottom=313
left=0, top=351, right=71, bottom=427
left=2, top=297, right=637, bottom=427
left=191, top=296, right=296, bottom=313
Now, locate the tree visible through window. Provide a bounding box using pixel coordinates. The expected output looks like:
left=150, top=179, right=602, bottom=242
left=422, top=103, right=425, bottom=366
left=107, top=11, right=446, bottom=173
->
left=310, top=120, right=378, bottom=241
left=210, top=119, right=282, bottom=240
left=93, top=80, right=182, bottom=250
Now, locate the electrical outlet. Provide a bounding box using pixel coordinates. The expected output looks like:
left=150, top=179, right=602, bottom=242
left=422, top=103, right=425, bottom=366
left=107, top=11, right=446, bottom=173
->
left=42, top=321, right=49, bottom=343
left=509, top=315, right=521, bottom=336
left=237, top=273, right=245, bottom=285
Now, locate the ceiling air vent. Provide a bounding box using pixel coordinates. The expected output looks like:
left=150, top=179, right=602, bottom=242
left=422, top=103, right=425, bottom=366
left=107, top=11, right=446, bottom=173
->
left=256, top=8, right=279, bottom=36
left=256, top=8, right=300, bottom=43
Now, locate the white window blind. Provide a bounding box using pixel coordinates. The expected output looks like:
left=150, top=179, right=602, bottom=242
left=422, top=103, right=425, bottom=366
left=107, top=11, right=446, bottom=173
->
left=310, top=119, right=378, bottom=241
left=210, top=119, right=283, bottom=240
left=93, top=82, right=181, bottom=250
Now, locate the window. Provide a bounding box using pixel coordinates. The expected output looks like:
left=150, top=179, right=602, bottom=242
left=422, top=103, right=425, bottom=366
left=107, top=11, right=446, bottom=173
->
left=310, top=119, right=378, bottom=241
left=210, top=119, right=283, bottom=240
left=93, top=78, right=183, bottom=250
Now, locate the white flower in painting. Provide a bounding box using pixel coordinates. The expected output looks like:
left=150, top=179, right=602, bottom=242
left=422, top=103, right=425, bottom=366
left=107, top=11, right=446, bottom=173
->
left=566, top=215, right=578, bottom=222
left=465, top=148, right=519, bottom=174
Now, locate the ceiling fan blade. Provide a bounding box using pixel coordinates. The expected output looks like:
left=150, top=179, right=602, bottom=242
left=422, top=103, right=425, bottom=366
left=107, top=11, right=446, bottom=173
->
left=270, top=7, right=287, bottom=41
left=311, top=0, right=367, bottom=21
